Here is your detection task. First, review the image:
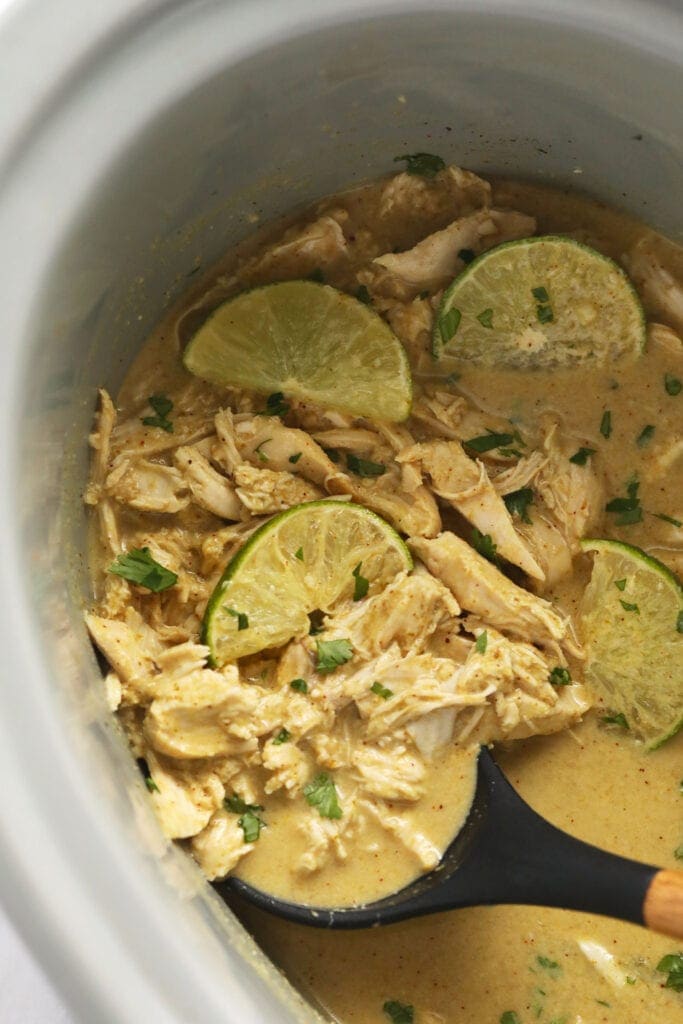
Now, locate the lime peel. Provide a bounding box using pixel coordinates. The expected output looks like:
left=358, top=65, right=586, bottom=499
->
left=202, top=500, right=412, bottom=665
left=580, top=538, right=683, bottom=750
left=432, top=236, right=646, bottom=370
left=183, top=280, right=412, bottom=422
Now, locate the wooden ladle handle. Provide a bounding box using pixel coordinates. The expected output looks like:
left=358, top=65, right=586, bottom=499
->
left=643, top=870, right=683, bottom=939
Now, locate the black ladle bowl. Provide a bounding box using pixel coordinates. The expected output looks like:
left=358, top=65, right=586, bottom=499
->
left=219, top=748, right=683, bottom=936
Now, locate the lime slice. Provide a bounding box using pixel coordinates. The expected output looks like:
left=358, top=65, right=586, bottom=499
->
left=432, top=236, right=645, bottom=369
left=183, top=281, right=412, bottom=422
left=580, top=539, right=683, bottom=750
left=202, top=500, right=412, bottom=665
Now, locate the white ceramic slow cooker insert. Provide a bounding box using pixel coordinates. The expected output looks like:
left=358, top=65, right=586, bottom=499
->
left=0, top=2, right=681, bottom=1021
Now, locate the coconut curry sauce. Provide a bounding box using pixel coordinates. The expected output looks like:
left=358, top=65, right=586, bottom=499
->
left=85, top=163, right=683, bottom=1023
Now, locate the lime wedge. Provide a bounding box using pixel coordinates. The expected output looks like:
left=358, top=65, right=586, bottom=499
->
left=183, top=281, right=412, bottom=422
left=202, top=500, right=412, bottom=665
left=580, top=539, right=683, bottom=750
left=432, top=236, right=646, bottom=369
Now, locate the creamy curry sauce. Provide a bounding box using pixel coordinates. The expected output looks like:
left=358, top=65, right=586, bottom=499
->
left=87, top=167, right=683, bottom=1023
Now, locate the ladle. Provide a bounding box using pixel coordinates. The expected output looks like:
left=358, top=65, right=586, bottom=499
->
left=223, top=747, right=683, bottom=936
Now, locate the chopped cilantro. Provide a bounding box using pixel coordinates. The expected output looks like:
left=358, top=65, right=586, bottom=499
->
left=504, top=487, right=534, bottom=524
left=371, top=681, right=394, bottom=700
left=498, top=447, right=524, bottom=459
left=549, top=666, right=571, bottom=687
left=225, top=794, right=263, bottom=815
left=532, top=286, right=549, bottom=302
left=238, top=809, right=264, bottom=843
left=600, top=712, right=629, bottom=729
left=254, top=438, right=271, bottom=462
left=656, top=954, right=683, bottom=992
left=289, top=678, right=308, bottom=693
left=464, top=428, right=520, bottom=453
left=636, top=424, right=655, bottom=447
left=289, top=451, right=302, bottom=464
left=600, top=410, right=612, bottom=438
left=347, top=453, right=386, bottom=477
left=665, top=373, right=682, bottom=396
left=356, top=284, right=372, bottom=304
left=654, top=512, right=682, bottom=528
left=619, top=599, right=639, bottom=613
left=272, top=728, right=291, bottom=745
left=393, top=152, right=446, bottom=178
left=295, top=546, right=304, bottom=561
left=259, top=391, right=290, bottom=417
left=677, top=610, right=683, bottom=634
left=352, top=562, right=369, bottom=601
left=108, top=547, right=178, bottom=593
left=137, top=760, right=160, bottom=793
left=475, top=631, right=488, bottom=654
left=477, top=307, right=494, bottom=328
left=471, top=527, right=498, bottom=563
left=596, top=1000, right=611, bottom=1008
left=383, top=1000, right=415, bottom=1023
left=536, top=304, right=554, bottom=324
left=674, top=845, right=683, bottom=860
left=308, top=267, right=325, bottom=283
left=458, top=248, right=475, bottom=264
left=316, top=638, right=354, bottom=674
left=614, top=578, right=627, bottom=591
left=141, top=394, right=174, bottom=432
left=626, top=475, right=640, bottom=499
left=145, top=775, right=160, bottom=794
left=323, top=446, right=341, bottom=463
left=226, top=607, right=249, bottom=630
left=605, top=485, right=643, bottom=526
left=500, top=1013, right=521, bottom=1024
left=304, top=772, right=342, bottom=820
left=438, top=307, right=462, bottom=344
left=537, top=955, right=561, bottom=974
left=569, top=446, right=596, bottom=466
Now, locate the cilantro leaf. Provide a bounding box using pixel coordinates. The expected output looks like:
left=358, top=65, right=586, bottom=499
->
left=226, top=607, right=249, bottom=630
left=352, top=562, right=369, bottom=601
left=289, top=451, right=302, bottom=464
left=438, top=307, right=461, bottom=344
left=393, top=152, right=445, bottom=178
left=225, top=794, right=263, bottom=814
left=323, top=446, right=341, bottom=463
left=295, top=546, right=304, bottom=561
left=504, top=487, right=534, bottom=524
left=238, top=809, right=264, bottom=843
left=674, top=845, right=683, bottom=861
left=569, top=446, right=596, bottom=465
left=656, top=953, right=683, bottom=992
left=600, top=712, right=629, bottom=729
left=458, top=248, right=475, bottom=265
left=676, top=610, right=683, bottom=634
left=500, top=1013, right=521, bottom=1024
left=316, top=638, right=354, bottom=674
left=531, top=286, right=549, bottom=302
left=141, top=394, right=174, bottom=432
left=371, top=681, right=393, bottom=700
left=108, top=547, right=178, bottom=593
left=537, top=955, right=561, bottom=974
left=654, top=512, right=682, bottom=528
left=619, top=599, right=640, bottom=613
left=137, top=758, right=160, bottom=793
left=259, top=392, right=290, bottom=417
left=347, top=453, right=386, bottom=477
left=636, top=424, right=655, bottom=447
left=289, top=678, right=308, bottom=693
left=304, top=772, right=342, bottom=819
left=383, top=1000, right=415, bottom=1023
left=477, top=307, right=494, bottom=328
left=600, top=410, right=612, bottom=438
left=272, top=728, right=291, bottom=745
left=549, top=666, right=571, bottom=686
left=614, top=578, right=627, bottom=591
left=536, top=304, right=554, bottom=324
left=471, top=527, right=498, bottom=563
left=475, top=631, right=488, bottom=654
left=356, top=284, right=372, bottom=304
left=665, top=373, right=682, bottom=396
left=464, top=428, right=523, bottom=454
left=254, top=438, right=271, bottom=462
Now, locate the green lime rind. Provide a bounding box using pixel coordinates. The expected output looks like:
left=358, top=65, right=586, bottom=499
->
left=202, top=500, right=412, bottom=666
left=580, top=538, right=683, bottom=751
left=431, top=235, right=646, bottom=370
left=183, top=280, right=413, bottom=422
